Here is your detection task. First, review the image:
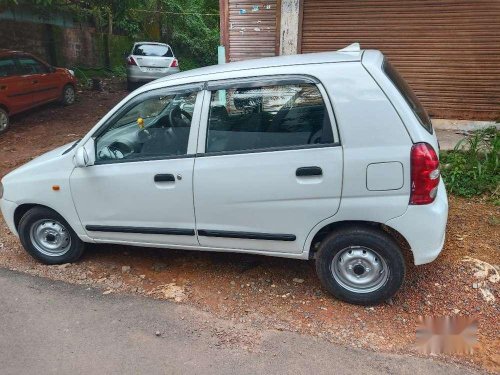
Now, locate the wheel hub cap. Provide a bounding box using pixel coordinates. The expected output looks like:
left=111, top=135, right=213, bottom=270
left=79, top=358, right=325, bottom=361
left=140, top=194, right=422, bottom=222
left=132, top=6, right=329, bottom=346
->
left=331, top=246, right=389, bottom=293
left=65, top=88, right=75, bottom=103
left=30, top=220, right=71, bottom=257
left=0, top=112, right=7, bottom=130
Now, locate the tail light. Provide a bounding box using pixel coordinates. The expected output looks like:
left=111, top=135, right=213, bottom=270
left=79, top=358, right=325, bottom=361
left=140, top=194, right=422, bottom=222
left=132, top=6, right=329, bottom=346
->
left=170, top=59, right=178, bottom=68
left=410, top=143, right=440, bottom=205
left=127, top=56, right=137, bottom=66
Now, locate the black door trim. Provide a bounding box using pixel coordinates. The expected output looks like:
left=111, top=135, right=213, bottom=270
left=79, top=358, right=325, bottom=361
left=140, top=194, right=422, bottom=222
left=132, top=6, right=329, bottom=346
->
left=85, top=225, right=195, bottom=236
left=197, top=229, right=296, bottom=241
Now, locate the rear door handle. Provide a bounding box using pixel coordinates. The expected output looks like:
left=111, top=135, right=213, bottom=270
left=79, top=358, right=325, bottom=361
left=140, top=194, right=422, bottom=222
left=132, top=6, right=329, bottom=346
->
left=154, top=174, right=175, bottom=182
left=32, top=80, right=38, bottom=84
left=296, top=166, right=323, bottom=177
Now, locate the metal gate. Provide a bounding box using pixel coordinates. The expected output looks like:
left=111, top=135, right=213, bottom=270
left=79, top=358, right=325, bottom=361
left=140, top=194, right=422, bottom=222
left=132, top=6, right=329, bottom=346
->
left=301, top=0, right=500, bottom=120
left=226, top=0, right=278, bottom=62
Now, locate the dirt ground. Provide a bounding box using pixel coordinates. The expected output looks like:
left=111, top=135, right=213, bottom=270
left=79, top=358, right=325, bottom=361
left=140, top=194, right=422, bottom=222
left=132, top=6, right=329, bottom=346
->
left=0, top=83, right=499, bottom=372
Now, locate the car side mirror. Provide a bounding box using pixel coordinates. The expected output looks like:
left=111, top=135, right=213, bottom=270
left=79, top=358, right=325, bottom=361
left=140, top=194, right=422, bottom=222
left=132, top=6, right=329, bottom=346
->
left=48, top=66, right=56, bottom=73
left=74, top=147, right=89, bottom=167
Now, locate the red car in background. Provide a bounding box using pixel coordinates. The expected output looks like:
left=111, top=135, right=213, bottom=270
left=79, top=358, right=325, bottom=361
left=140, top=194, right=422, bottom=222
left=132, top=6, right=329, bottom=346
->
left=0, top=50, right=77, bottom=134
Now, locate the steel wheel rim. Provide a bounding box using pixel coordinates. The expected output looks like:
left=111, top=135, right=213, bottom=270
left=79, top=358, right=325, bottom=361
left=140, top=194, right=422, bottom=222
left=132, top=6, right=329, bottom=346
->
left=0, top=111, right=8, bottom=131
left=64, top=87, right=75, bottom=104
left=29, top=219, right=72, bottom=257
left=331, top=246, right=389, bottom=293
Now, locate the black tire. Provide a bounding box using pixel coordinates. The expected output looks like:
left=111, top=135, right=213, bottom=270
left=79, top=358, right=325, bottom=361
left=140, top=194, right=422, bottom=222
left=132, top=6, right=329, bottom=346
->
left=127, top=80, right=136, bottom=91
left=315, top=226, right=405, bottom=305
left=0, top=108, right=9, bottom=134
left=18, top=206, right=85, bottom=265
left=61, top=84, right=76, bottom=106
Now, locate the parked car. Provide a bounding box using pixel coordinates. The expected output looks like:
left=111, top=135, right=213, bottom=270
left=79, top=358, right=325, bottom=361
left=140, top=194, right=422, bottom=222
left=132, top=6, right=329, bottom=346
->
left=0, top=49, right=77, bottom=134
left=0, top=44, right=448, bottom=305
left=125, top=42, right=180, bottom=91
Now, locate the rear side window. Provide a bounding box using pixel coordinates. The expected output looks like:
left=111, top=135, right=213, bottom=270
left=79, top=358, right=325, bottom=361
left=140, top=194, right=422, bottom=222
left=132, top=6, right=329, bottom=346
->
left=383, top=59, right=433, bottom=134
left=18, top=57, right=49, bottom=74
left=133, top=44, right=173, bottom=57
left=206, top=83, right=334, bottom=153
left=0, top=58, right=18, bottom=77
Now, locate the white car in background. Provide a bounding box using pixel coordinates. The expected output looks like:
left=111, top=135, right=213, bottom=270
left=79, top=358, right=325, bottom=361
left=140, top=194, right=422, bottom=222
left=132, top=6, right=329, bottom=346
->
left=126, top=42, right=180, bottom=91
left=0, top=44, right=448, bottom=305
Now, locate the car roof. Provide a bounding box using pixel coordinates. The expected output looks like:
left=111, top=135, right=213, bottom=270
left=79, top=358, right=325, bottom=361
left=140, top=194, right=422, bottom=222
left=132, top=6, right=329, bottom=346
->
left=133, top=42, right=169, bottom=46
left=155, top=50, right=362, bottom=85
left=0, top=49, right=23, bottom=58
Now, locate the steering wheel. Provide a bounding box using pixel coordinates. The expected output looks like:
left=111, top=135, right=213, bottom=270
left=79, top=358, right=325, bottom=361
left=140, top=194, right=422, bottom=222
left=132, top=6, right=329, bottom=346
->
left=168, top=105, right=192, bottom=128
left=98, top=142, right=133, bottom=160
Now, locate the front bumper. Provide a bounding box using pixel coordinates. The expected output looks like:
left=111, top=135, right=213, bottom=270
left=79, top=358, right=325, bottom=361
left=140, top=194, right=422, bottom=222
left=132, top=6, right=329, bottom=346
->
left=0, top=198, right=19, bottom=236
left=385, top=179, right=448, bottom=265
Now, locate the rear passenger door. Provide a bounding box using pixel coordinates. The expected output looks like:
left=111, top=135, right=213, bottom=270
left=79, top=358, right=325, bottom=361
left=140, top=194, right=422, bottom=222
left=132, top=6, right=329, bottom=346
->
left=193, top=77, right=343, bottom=254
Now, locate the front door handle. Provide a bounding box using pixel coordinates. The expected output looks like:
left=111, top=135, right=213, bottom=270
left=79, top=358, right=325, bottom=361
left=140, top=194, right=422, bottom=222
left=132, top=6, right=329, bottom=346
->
left=32, top=80, right=38, bottom=84
left=154, top=174, right=175, bottom=182
left=296, top=166, right=323, bottom=177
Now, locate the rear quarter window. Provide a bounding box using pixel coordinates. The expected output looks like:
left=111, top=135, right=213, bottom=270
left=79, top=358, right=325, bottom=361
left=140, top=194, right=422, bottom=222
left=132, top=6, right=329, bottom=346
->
left=383, top=59, right=433, bottom=134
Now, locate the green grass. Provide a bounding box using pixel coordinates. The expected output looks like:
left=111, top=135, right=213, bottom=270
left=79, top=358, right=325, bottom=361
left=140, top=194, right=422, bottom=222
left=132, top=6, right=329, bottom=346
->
left=73, top=66, right=127, bottom=87
left=440, top=127, right=499, bottom=202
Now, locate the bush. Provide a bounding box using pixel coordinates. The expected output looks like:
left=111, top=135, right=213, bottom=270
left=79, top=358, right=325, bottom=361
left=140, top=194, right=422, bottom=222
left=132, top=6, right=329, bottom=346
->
left=440, top=127, right=499, bottom=201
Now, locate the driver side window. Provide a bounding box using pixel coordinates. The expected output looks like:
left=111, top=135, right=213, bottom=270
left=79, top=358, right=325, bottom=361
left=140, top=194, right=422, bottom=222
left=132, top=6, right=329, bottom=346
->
left=95, top=90, right=197, bottom=163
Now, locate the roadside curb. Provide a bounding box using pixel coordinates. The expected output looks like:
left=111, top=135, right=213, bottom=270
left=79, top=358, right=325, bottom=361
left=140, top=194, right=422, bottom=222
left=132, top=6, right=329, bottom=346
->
left=432, top=119, right=499, bottom=131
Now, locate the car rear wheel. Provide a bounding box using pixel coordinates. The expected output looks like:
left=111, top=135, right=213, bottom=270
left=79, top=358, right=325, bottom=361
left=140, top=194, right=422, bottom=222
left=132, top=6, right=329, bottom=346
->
left=315, top=226, right=405, bottom=305
left=61, top=84, right=76, bottom=106
left=0, top=108, right=9, bottom=134
left=18, top=207, right=85, bottom=264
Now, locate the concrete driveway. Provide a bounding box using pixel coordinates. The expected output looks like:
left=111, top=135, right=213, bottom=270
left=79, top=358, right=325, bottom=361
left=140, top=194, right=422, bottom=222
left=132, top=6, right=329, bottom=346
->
left=0, top=268, right=480, bottom=375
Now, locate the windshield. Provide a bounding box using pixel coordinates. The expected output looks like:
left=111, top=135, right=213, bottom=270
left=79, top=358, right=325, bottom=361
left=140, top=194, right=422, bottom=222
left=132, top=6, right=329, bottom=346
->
left=383, top=59, right=433, bottom=134
left=133, top=44, right=173, bottom=57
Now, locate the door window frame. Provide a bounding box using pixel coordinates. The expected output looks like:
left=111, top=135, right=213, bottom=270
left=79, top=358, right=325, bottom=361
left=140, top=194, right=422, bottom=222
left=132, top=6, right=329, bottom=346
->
left=91, top=83, right=205, bottom=165
left=196, top=75, right=341, bottom=157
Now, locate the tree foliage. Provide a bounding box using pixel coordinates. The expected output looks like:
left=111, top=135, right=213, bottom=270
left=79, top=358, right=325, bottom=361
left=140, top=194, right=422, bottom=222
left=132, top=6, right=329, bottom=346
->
left=7, top=0, right=220, bottom=68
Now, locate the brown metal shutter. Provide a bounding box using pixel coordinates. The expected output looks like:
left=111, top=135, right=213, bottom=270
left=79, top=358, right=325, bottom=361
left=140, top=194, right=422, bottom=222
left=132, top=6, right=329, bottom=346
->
left=228, top=0, right=278, bottom=62
left=301, top=0, right=500, bottom=120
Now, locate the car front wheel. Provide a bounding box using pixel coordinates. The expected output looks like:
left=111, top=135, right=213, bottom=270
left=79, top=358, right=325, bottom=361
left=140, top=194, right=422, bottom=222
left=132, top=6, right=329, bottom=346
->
left=0, top=108, right=9, bottom=134
left=18, top=207, right=85, bottom=264
left=315, top=226, right=405, bottom=305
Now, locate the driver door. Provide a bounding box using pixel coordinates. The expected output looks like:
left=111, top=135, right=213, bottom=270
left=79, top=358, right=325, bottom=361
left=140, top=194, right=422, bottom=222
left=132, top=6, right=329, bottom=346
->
left=70, top=86, right=202, bottom=248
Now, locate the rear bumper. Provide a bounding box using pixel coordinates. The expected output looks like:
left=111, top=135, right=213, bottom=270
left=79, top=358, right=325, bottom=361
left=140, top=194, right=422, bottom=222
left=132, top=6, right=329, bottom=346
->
left=385, top=179, right=448, bottom=265
left=127, top=66, right=180, bottom=82
left=0, top=198, right=18, bottom=236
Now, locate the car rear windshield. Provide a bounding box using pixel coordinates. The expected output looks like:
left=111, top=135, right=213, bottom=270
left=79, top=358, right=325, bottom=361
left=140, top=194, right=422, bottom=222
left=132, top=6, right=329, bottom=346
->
left=383, top=59, right=433, bottom=134
left=133, top=44, right=173, bottom=57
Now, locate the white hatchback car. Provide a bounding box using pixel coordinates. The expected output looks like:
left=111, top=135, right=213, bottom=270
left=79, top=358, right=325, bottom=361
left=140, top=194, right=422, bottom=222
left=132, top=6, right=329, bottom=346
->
left=0, top=44, right=448, bottom=305
left=126, top=42, right=180, bottom=91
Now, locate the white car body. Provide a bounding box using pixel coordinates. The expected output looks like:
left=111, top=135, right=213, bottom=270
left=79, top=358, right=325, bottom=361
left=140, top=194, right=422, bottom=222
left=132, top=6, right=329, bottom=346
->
left=126, top=42, right=180, bottom=84
left=1, top=47, right=448, bottom=271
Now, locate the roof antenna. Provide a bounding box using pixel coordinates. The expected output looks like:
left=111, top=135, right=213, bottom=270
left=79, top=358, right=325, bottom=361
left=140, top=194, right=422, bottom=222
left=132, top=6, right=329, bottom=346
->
left=338, top=43, right=361, bottom=53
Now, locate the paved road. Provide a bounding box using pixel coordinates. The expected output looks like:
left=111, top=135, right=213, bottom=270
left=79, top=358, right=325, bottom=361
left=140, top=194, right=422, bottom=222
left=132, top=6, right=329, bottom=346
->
left=0, top=269, right=479, bottom=375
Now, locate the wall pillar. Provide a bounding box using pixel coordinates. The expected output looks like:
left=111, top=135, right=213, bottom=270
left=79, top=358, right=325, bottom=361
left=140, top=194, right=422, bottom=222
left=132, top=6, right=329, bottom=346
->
left=279, top=0, right=302, bottom=55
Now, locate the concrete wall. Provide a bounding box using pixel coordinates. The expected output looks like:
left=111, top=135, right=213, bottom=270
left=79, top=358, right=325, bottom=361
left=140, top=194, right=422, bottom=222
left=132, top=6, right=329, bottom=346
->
left=0, top=19, right=133, bottom=68
left=279, top=0, right=301, bottom=55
